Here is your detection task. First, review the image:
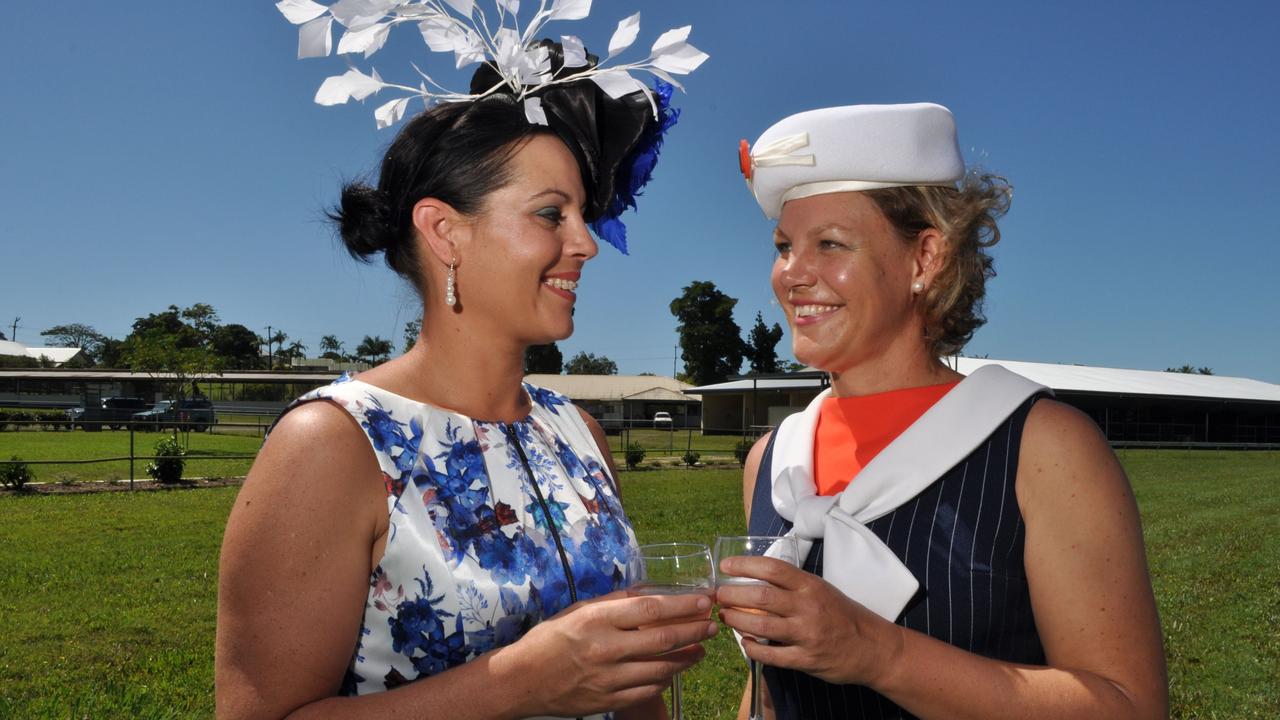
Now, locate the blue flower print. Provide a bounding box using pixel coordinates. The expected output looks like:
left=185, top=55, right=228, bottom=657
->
left=361, top=398, right=408, bottom=455
left=553, top=437, right=588, bottom=480
left=526, top=498, right=570, bottom=534
left=525, top=384, right=567, bottom=415
left=388, top=596, right=450, bottom=658
left=410, top=612, right=470, bottom=676
left=286, top=379, right=641, bottom=699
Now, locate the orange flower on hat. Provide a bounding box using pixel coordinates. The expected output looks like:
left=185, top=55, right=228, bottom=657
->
left=738, top=139, right=752, bottom=180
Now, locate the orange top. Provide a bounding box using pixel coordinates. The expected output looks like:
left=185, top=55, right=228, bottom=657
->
left=813, top=381, right=960, bottom=496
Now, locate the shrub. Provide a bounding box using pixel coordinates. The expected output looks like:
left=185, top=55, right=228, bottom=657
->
left=1, top=456, right=34, bottom=490
left=624, top=442, right=646, bottom=470
left=147, top=437, right=186, bottom=483
left=734, top=439, right=753, bottom=466
left=682, top=450, right=701, bottom=467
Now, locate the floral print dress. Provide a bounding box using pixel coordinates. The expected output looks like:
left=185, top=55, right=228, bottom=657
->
left=279, top=375, right=638, bottom=718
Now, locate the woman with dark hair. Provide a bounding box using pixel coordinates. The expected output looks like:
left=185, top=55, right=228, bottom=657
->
left=216, top=7, right=711, bottom=719
left=716, top=104, right=1167, bottom=719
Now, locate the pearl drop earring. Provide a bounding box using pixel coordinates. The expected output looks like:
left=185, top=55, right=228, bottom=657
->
left=445, top=260, right=457, bottom=307
left=911, top=281, right=925, bottom=293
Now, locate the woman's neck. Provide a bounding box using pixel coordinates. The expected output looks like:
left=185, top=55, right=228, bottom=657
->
left=827, top=343, right=961, bottom=398
left=356, top=317, right=533, bottom=422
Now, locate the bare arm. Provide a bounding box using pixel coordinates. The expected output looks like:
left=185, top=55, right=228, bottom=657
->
left=717, top=401, right=1167, bottom=719
left=217, top=402, right=716, bottom=720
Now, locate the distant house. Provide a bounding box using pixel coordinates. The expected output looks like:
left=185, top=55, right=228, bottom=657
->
left=525, top=374, right=701, bottom=430
left=686, top=358, right=1280, bottom=446
left=0, top=339, right=83, bottom=367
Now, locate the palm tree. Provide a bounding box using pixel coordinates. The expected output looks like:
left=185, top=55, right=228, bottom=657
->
left=320, top=334, right=345, bottom=360
left=355, top=335, right=393, bottom=365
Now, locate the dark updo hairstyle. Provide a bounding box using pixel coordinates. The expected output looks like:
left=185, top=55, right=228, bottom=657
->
left=329, top=96, right=553, bottom=286
left=863, top=172, right=1012, bottom=358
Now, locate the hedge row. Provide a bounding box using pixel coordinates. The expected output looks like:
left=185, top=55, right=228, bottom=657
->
left=0, top=409, right=74, bottom=431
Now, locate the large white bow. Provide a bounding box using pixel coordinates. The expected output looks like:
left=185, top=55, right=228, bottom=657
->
left=770, top=365, right=1048, bottom=621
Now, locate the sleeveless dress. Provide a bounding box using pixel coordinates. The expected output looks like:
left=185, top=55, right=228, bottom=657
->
left=276, top=375, right=638, bottom=718
left=748, top=396, right=1046, bottom=720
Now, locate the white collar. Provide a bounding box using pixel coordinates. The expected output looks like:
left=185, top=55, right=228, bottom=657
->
left=769, top=364, right=1049, bottom=620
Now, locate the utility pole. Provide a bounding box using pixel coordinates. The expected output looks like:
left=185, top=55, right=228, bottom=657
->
left=265, top=325, right=273, bottom=370
left=10, top=317, right=19, bottom=342
left=672, top=344, right=677, bottom=379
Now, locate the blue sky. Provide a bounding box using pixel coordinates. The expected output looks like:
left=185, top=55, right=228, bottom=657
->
left=3, top=1, right=1278, bottom=383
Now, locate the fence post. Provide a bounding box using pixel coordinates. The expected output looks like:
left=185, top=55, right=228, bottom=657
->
left=129, top=423, right=135, bottom=491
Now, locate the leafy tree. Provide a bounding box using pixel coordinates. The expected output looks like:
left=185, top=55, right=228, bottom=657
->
left=781, top=360, right=808, bottom=373
left=210, top=323, right=261, bottom=369
left=130, top=306, right=202, bottom=350
left=280, top=340, right=308, bottom=364
left=180, top=303, right=220, bottom=344
left=319, top=335, right=346, bottom=361
left=122, top=327, right=223, bottom=407
left=403, top=319, right=422, bottom=353
left=669, top=280, right=745, bottom=386
left=40, top=323, right=107, bottom=364
left=355, top=335, right=393, bottom=364
left=0, top=330, right=6, bottom=340
left=743, top=312, right=784, bottom=374
left=98, top=337, right=127, bottom=368
left=565, top=352, right=618, bottom=375
left=1166, top=365, right=1214, bottom=375
left=524, top=343, right=563, bottom=373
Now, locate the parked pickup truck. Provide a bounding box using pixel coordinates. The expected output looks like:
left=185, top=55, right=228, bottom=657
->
left=131, top=398, right=217, bottom=432
left=65, top=397, right=150, bottom=431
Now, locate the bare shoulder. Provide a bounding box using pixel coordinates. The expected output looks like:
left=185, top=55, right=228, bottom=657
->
left=246, top=400, right=385, bottom=509
left=1016, top=398, right=1126, bottom=510
left=742, top=431, right=773, bottom=521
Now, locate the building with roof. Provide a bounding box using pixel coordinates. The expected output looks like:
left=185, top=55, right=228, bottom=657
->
left=525, top=374, right=701, bottom=430
left=0, top=369, right=701, bottom=428
left=687, top=358, right=1280, bottom=447
left=0, top=339, right=83, bottom=366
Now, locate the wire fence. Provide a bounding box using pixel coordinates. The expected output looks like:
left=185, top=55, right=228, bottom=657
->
left=5, top=416, right=1276, bottom=491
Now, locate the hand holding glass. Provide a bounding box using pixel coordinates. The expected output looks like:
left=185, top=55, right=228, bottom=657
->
left=714, top=535, right=801, bottom=720
left=626, top=543, right=714, bottom=720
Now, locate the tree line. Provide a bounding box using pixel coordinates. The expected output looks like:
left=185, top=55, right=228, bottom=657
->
left=6, top=280, right=790, bottom=389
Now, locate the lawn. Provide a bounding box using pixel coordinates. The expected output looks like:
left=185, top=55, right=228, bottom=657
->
left=0, top=451, right=1276, bottom=718
left=0, top=430, right=263, bottom=484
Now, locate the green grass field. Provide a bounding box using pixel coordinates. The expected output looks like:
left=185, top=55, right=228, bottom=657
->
left=0, top=451, right=1276, bottom=718
left=0, top=430, right=263, bottom=484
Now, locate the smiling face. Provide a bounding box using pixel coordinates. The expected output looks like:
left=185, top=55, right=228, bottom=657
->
left=456, top=133, right=599, bottom=347
left=771, top=191, right=933, bottom=377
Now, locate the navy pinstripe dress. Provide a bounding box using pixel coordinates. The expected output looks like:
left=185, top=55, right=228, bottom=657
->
left=747, top=396, right=1046, bottom=720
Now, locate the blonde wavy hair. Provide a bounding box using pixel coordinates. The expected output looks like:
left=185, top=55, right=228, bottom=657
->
left=863, top=173, right=1012, bottom=358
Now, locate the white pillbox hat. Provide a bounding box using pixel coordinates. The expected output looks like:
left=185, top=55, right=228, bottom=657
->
left=741, top=103, right=964, bottom=219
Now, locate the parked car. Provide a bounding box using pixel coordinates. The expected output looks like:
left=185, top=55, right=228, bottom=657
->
left=65, top=396, right=149, bottom=431
left=652, top=411, right=673, bottom=428
left=132, top=398, right=217, bottom=432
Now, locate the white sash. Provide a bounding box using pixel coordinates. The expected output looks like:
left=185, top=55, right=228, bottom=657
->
left=770, top=365, right=1049, bottom=621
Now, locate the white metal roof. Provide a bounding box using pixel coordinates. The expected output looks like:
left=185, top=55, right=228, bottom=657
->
left=688, top=358, right=1280, bottom=404
left=525, top=374, right=698, bottom=402
left=949, top=358, right=1280, bottom=403
left=0, top=340, right=83, bottom=364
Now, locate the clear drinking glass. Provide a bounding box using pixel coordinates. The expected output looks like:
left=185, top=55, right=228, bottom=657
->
left=714, top=535, right=801, bottom=720
left=626, top=542, right=714, bottom=720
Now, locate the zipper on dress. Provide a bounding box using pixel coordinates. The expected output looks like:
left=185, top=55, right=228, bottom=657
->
left=504, top=422, right=578, bottom=605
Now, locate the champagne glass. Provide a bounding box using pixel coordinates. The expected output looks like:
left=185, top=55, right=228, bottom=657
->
left=714, top=535, right=801, bottom=720
left=626, top=542, right=714, bottom=720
